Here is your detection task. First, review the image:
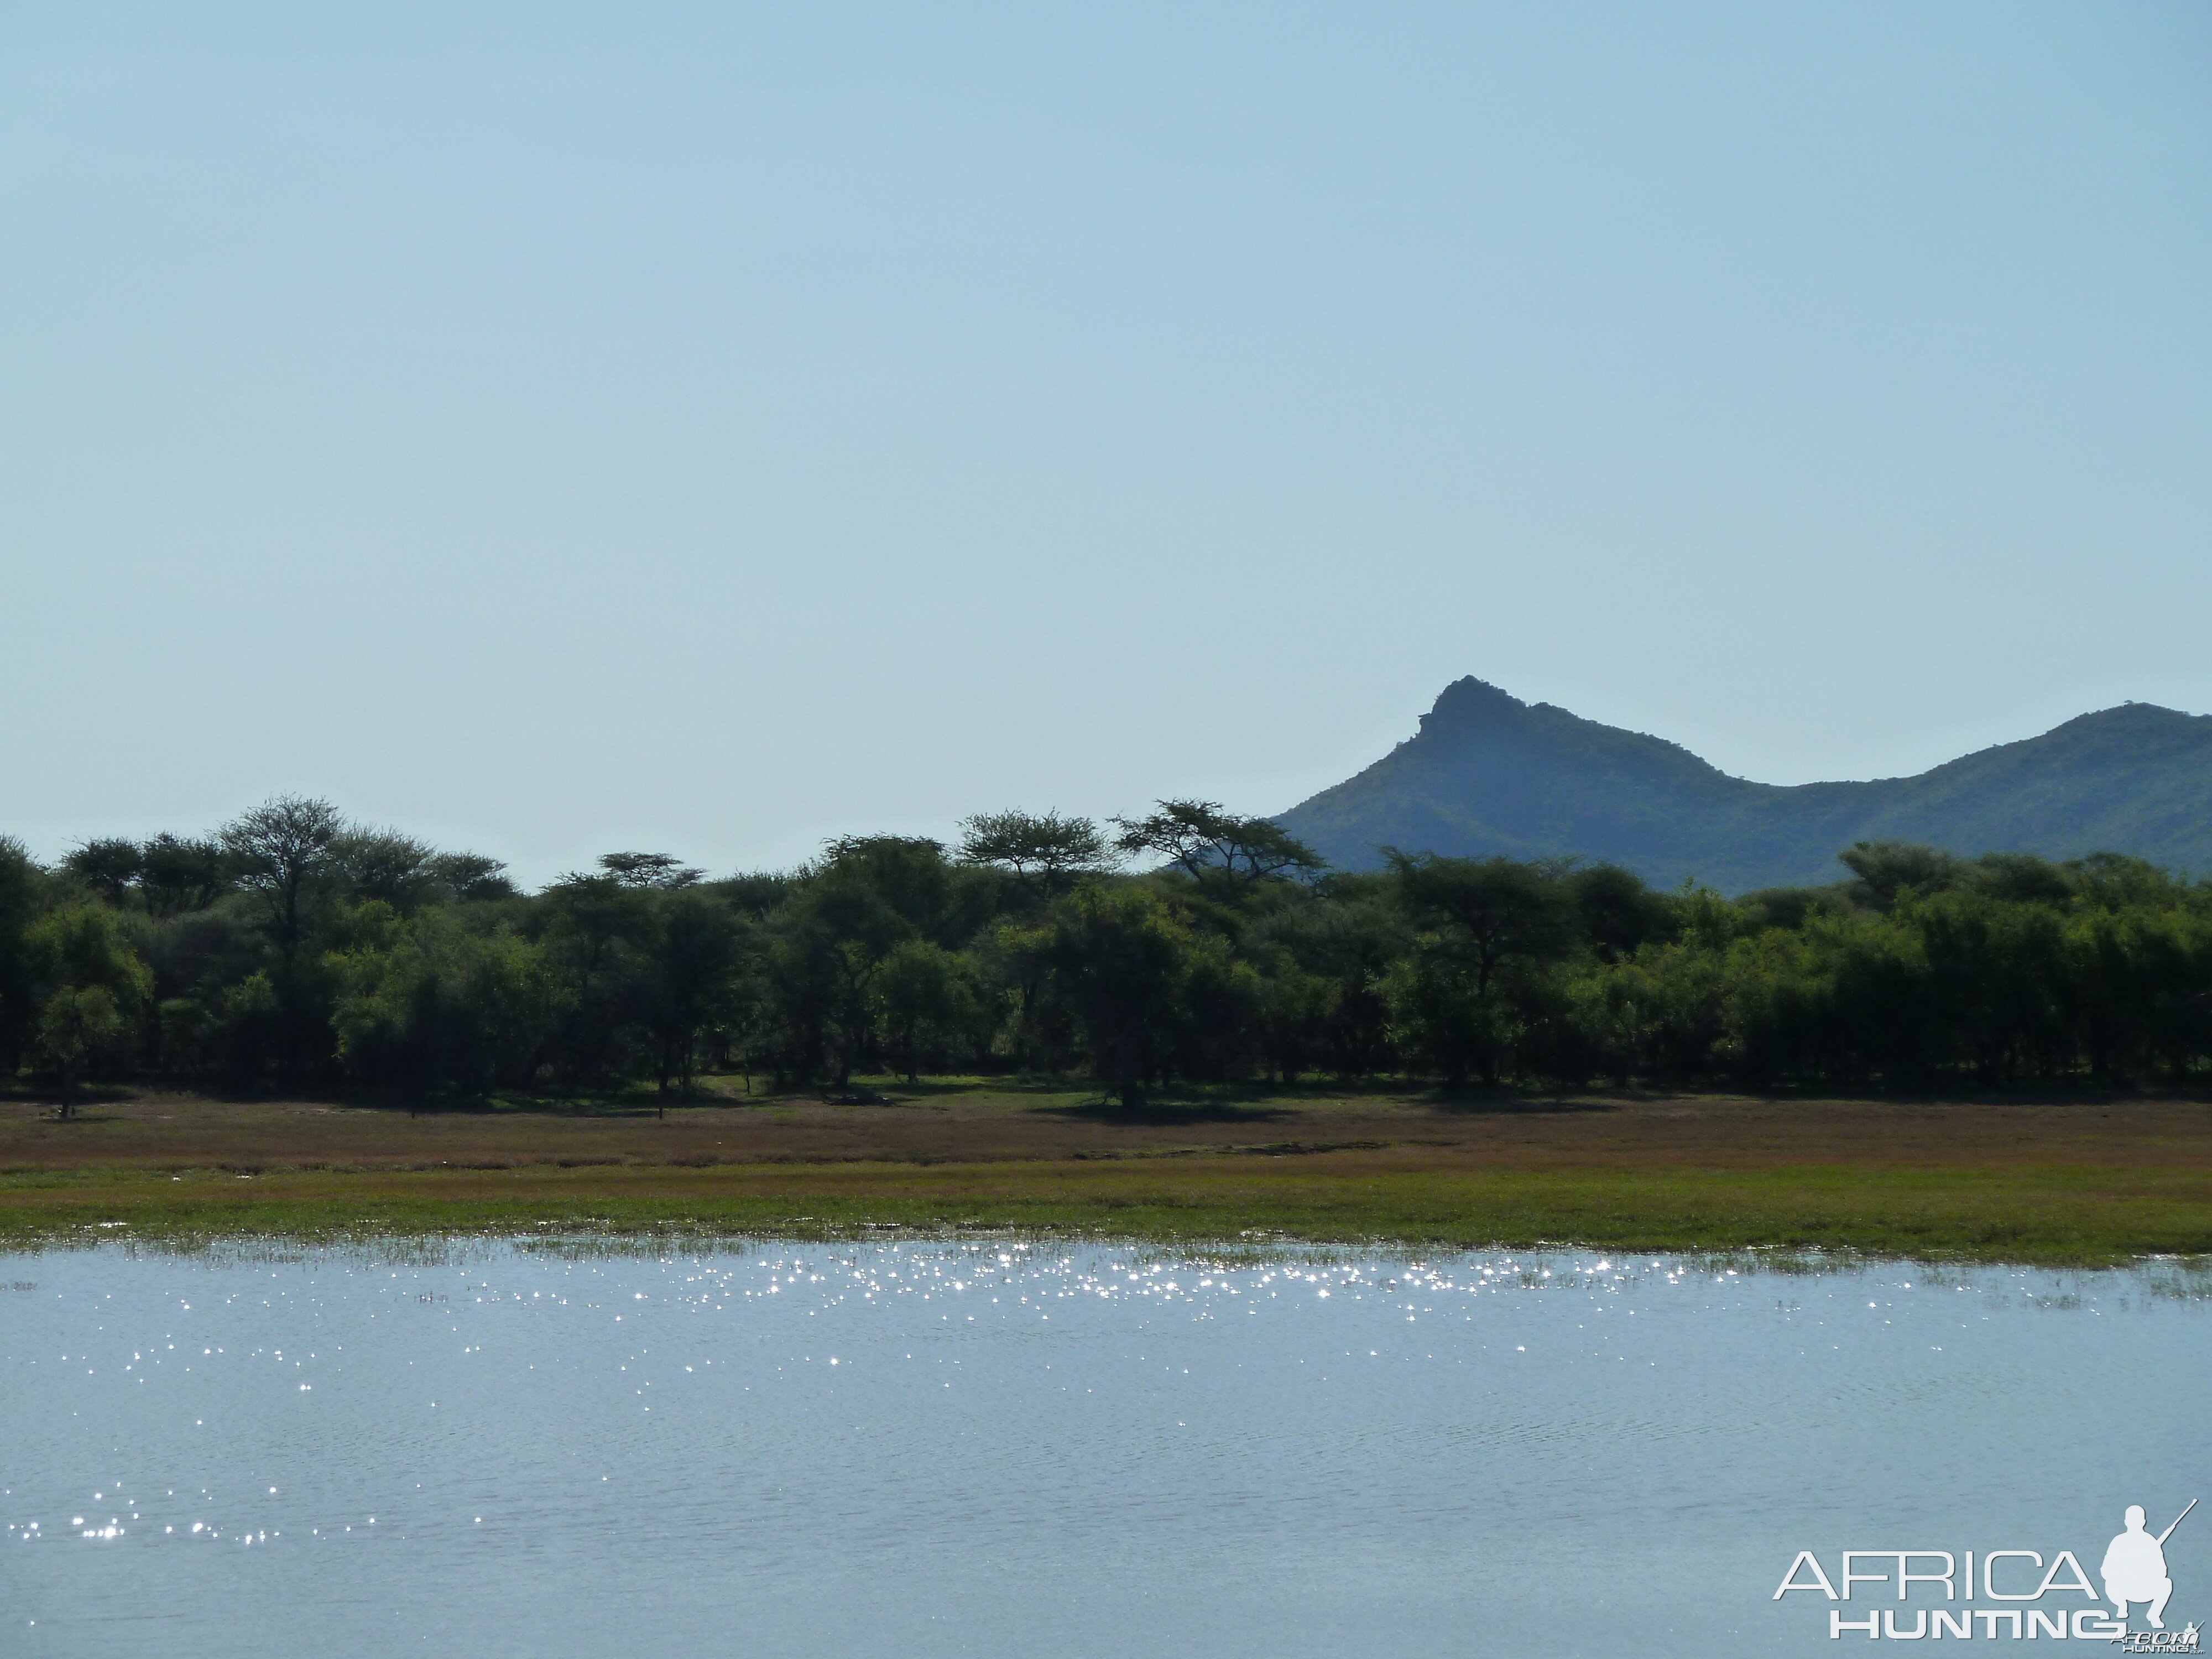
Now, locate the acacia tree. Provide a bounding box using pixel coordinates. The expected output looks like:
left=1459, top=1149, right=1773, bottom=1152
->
left=1385, top=850, right=1578, bottom=1086
left=336, top=828, right=439, bottom=910
left=1837, top=841, right=1964, bottom=912
left=872, top=940, right=975, bottom=1082
left=536, top=873, right=649, bottom=1087
left=634, top=890, right=745, bottom=1104
left=221, top=796, right=347, bottom=975
left=427, top=852, right=517, bottom=903
left=61, top=839, right=144, bottom=906
left=139, top=833, right=232, bottom=916
left=1387, top=852, right=1576, bottom=995
left=784, top=839, right=953, bottom=1085
left=218, top=796, right=351, bottom=1082
left=38, top=988, right=127, bottom=1117
left=331, top=917, right=559, bottom=1098
left=1041, top=883, right=1194, bottom=1110
left=1111, top=800, right=1325, bottom=892
left=957, top=811, right=1114, bottom=900
left=0, top=838, right=44, bottom=1076
left=598, top=852, right=703, bottom=890
left=28, top=904, right=154, bottom=1115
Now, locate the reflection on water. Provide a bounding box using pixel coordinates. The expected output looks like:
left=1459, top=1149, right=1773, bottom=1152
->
left=3, top=1239, right=2208, bottom=1656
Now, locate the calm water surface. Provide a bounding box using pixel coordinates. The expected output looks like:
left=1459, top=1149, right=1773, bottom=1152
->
left=2, top=1238, right=2207, bottom=1656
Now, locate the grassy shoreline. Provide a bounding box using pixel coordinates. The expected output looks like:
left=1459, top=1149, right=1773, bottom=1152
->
left=4, top=1161, right=2208, bottom=1266
left=5, top=1081, right=2210, bottom=1265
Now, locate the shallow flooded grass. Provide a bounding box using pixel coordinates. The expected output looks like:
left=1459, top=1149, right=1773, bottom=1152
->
left=3, top=1156, right=2208, bottom=1266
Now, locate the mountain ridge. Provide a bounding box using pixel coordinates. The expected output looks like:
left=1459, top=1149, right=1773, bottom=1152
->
left=1276, top=678, right=2212, bottom=893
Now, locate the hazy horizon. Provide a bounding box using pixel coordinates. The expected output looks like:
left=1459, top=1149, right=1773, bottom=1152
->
left=7, top=4, right=2209, bottom=887
left=9, top=678, right=2204, bottom=889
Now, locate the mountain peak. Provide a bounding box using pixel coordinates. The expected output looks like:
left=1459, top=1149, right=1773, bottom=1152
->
left=2058, top=701, right=2198, bottom=732
left=1418, top=677, right=1530, bottom=739
left=1280, top=680, right=2212, bottom=891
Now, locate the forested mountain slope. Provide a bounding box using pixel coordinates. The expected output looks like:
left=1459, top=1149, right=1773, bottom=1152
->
left=1277, top=677, right=2212, bottom=891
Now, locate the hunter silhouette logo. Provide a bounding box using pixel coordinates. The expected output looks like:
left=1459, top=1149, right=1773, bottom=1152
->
left=1774, top=1498, right=2199, bottom=1645
left=2106, top=1500, right=2192, bottom=1630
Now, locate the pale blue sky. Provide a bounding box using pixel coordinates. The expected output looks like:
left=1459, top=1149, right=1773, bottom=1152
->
left=4, top=4, right=2208, bottom=885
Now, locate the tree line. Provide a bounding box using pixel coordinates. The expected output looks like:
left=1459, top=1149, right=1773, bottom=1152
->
left=4, top=796, right=2210, bottom=1112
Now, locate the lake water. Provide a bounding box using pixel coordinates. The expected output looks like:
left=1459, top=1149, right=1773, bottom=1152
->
left=3, top=1237, right=2208, bottom=1657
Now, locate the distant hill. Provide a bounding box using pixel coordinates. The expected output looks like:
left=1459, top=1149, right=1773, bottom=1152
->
left=1277, top=677, right=2212, bottom=893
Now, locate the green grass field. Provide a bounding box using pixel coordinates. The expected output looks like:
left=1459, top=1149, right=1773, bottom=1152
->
left=4, top=1078, right=2209, bottom=1264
